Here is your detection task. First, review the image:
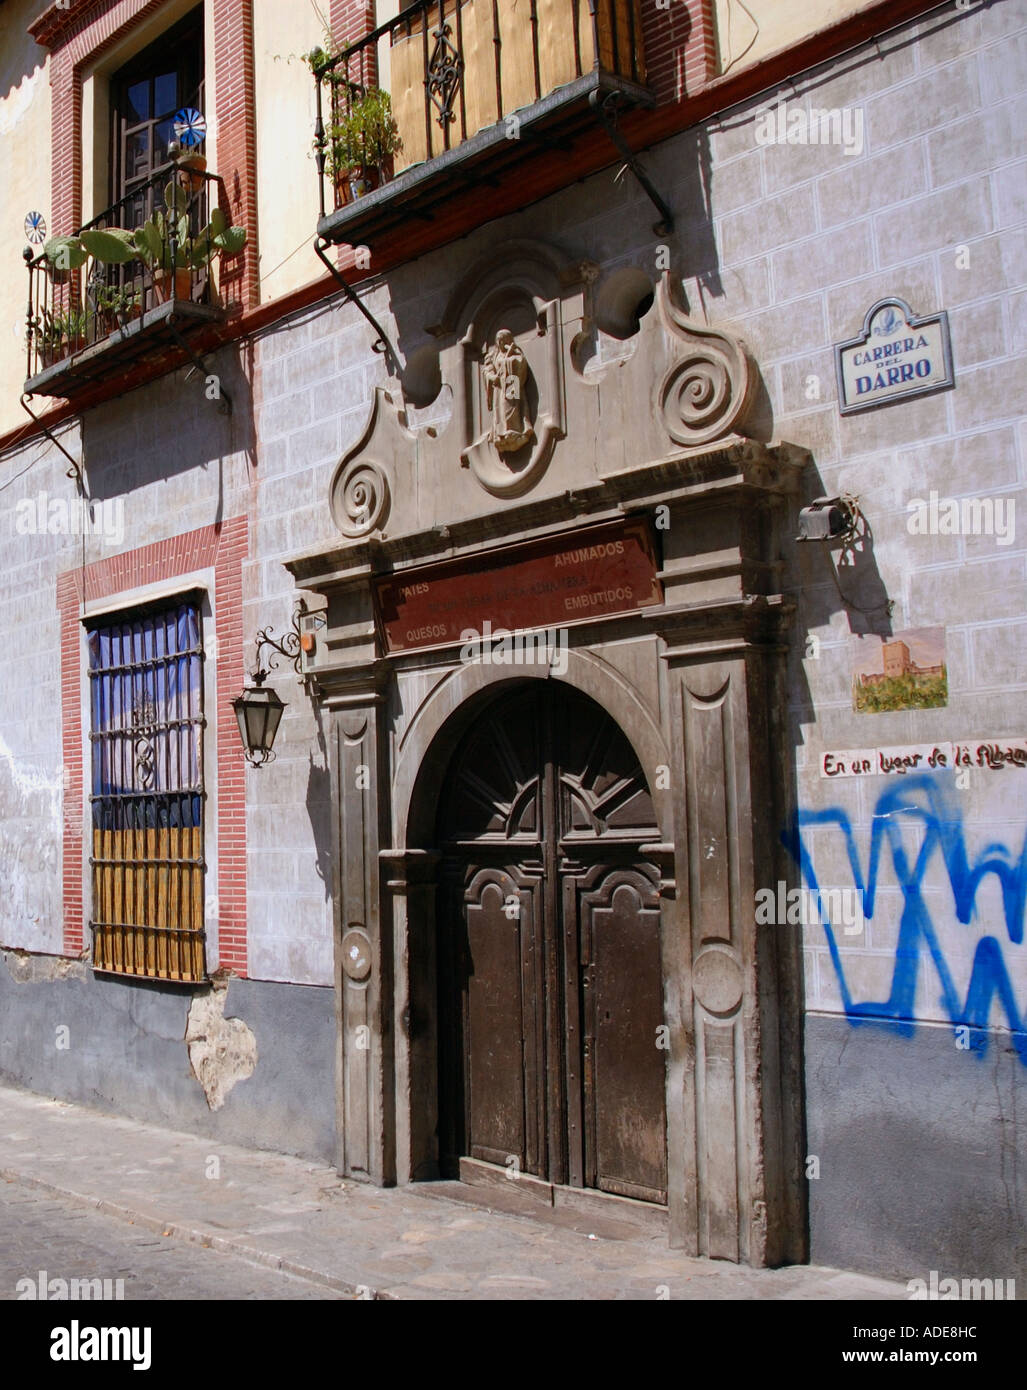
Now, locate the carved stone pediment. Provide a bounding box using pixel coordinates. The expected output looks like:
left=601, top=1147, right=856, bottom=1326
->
left=317, top=241, right=774, bottom=547
left=428, top=241, right=573, bottom=498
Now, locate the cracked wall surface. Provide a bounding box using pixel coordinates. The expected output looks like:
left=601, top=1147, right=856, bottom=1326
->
left=0, top=957, right=334, bottom=1162
left=2, top=948, right=87, bottom=983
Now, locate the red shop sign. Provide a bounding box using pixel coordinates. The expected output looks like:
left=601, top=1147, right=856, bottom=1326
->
left=374, top=518, right=662, bottom=654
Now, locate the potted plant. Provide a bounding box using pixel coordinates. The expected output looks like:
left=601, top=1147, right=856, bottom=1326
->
left=38, top=189, right=247, bottom=312
left=131, top=190, right=247, bottom=302
left=128, top=186, right=195, bottom=302
left=37, top=307, right=88, bottom=367
left=186, top=205, right=248, bottom=303
left=93, top=282, right=143, bottom=335
left=328, top=88, right=401, bottom=203
left=177, top=152, right=208, bottom=194
left=71, top=207, right=190, bottom=303
left=171, top=138, right=208, bottom=195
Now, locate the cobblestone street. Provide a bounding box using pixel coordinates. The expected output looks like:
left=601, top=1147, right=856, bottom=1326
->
left=0, top=1085, right=905, bottom=1301
left=1, top=1175, right=345, bottom=1300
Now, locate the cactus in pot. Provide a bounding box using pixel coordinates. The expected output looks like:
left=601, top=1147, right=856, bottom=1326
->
left=130, top=184, right=195, bottom=302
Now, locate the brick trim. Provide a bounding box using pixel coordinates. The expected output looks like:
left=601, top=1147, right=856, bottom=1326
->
left=40, top=0, right=167, bottom=235
left=328, top=0, right=376, bottom=52
left=56, top=519, right=249, bottom=977
left=644, top=0, right=716, bottom=103
left=212, top=0, right=260, bottom=309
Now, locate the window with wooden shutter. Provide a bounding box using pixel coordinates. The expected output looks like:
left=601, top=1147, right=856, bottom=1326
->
left=109, top=7, right=205, bottom=221
left=88, top=597, right=207, bottom=982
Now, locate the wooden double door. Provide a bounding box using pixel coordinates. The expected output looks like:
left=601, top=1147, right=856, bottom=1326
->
left=436, top=684, right=668, bottom=1203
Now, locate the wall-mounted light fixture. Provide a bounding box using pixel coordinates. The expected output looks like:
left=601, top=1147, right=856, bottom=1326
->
left=796, top=495, right=860, bottom=543
left=233, top=603, right=304, bottom=767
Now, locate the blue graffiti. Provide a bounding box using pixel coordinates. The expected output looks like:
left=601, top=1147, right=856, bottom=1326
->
left=784, top=772, right=1027, bottom=1065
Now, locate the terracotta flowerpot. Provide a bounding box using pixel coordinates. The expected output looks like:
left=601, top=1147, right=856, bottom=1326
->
left=346, top=166, right=381, bottom=201
left=104, top=302, right=143, bottom=336
left=177, top=154, right=207, bottom=194
left=42, top=332, right=85, bottom=367
left=334, top=171, right=354, bottom=208
left=153, top=268, right=193, bottom=303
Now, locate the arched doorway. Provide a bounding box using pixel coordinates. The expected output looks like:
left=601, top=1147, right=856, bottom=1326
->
left=434, top=682, right=668, bottom=1203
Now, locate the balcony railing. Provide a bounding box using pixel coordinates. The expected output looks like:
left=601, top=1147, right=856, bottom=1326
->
left=313, top=0, right=648, bottom=243
left=23, top=164, right=230, bottom=397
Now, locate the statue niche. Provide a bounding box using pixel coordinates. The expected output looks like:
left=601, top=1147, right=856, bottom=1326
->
left=482, top=329, right=534, bottom=454
left=454, top=278, right=566, bottom=499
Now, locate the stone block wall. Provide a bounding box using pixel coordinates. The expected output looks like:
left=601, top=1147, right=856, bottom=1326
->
left=0, top=0, right=1021, bottom=1268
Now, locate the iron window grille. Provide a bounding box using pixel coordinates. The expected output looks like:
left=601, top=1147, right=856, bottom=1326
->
left=87, top=596, right=207, bottom=982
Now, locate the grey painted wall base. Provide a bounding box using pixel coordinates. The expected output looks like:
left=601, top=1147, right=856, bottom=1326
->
left=805, top=1013, right=1026, bottom=1284
left=0, top=952, right=336, bottom=1164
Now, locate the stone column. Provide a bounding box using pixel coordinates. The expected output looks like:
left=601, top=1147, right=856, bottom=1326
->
left=382, top=847, right=441, bottom=1185
left=661, top=624, right=804, bottom=1266
left=655, top=454, right=806, bottom=1265
left=327, top=679, right=392, bottom=1185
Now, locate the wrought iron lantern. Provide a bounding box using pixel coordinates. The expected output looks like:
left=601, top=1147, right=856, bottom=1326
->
left=233, top=605, right=303, bottom=767
left=232, top=678, right=285, bottom=767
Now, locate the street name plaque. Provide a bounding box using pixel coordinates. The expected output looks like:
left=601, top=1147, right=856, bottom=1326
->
left=835, top=297, right=954, bottom=414
left=374, top=518, right=662, bottom=654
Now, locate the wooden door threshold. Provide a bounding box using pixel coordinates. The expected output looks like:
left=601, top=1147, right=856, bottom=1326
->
left=412, top=1157, right=668, bottom=1241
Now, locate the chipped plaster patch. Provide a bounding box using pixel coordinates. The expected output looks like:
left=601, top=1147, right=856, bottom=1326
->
left=2, top=948, right=88, bottom=983
left=185, top=982, right=257, bottom=1110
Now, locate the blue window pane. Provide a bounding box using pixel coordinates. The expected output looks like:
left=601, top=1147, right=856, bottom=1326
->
left=154, top=72, right=177, bottom=118
left=125, top=80, right=150, bottom=122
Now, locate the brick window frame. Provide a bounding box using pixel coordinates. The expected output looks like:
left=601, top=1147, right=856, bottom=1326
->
left=87, top=592, right=209, bottom=982
left=30, top=0, right=259, bottom=310
left=57, top=518, right=248, bottom=977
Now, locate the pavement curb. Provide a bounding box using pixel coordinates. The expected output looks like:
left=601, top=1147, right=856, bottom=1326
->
left=0, top=1164, right=390, bottom=1300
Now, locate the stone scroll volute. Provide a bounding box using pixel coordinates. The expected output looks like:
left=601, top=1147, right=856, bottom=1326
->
left=656, top=274, right=757, bottom=448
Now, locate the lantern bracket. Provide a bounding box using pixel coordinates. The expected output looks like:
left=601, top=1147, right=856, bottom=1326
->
left=251, top=599, right=306, bottom=684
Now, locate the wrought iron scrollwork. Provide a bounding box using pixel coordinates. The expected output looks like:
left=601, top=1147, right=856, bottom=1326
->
left=427, top=24, right=463, bottom=128
left=130, top=699, right=158, bottom=788
left=251, top=601, right=306, bottom=681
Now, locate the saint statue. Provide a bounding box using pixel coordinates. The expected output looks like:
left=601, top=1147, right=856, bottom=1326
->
left=483, top=329, right=534, bottom=453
